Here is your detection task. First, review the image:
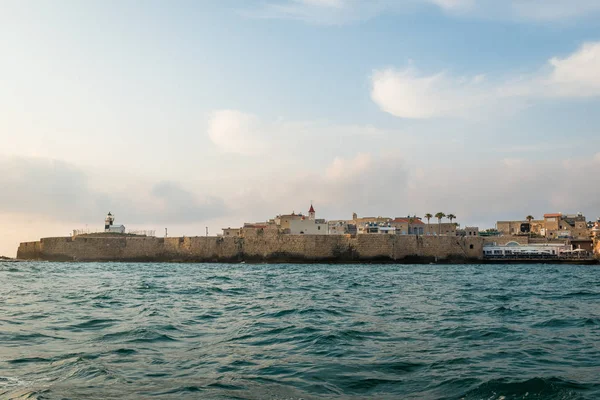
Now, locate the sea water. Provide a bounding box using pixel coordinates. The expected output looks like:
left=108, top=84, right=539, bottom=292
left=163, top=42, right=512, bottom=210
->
left=1, top=262, right=599, bottom=399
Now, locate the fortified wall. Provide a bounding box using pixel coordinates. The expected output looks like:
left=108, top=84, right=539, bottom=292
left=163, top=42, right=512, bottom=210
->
left=17, top=230, right=485, bottom=263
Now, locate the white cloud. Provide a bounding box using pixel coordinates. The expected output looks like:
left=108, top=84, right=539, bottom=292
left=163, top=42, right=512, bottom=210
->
left=0, top=156, right=228, bottom=225
left=371, top=41, right=600, bottom=119
left=370, top=67, right=492, bottom=119
left=546, top=42, right=600, bottom=97
left=208, top=110, right=269, bottom=155
left=326, top=153, right=372, bottom=181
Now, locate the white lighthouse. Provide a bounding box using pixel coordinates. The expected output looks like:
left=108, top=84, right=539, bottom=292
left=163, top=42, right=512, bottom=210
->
left=105, top=212, right=115, bottom=232
left=104, top=212, right=125, bottom=234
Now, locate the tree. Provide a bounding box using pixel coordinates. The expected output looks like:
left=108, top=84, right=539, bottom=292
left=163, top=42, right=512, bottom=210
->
left=408, top=216, right=415, bottom=235
left=447, top=214, right=456, bottom=224
left=435, top=212, right=446, bottom=235
left=425, top=213, right=433, bottom=235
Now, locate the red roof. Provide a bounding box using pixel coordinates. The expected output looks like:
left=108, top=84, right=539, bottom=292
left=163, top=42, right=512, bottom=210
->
left=393, top=218, right=424, bottom=224
left=309, top=204, right=315, bottom=213
left=544, top=213, right=562, bottom=218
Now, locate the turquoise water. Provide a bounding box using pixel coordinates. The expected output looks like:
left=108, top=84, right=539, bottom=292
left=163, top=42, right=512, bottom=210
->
left=1, top=262, right=599, bottom=399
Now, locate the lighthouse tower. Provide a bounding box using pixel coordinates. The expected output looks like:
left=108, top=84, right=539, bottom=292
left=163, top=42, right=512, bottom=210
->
left=105, top=212, right=115, bottom=232
left=308, top=204, right=316, bottom=221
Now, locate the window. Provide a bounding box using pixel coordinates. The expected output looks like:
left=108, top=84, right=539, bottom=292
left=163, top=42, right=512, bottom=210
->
left=469, top=244, right=474, bottom=249
left=318, top=226, right=321, bottom=230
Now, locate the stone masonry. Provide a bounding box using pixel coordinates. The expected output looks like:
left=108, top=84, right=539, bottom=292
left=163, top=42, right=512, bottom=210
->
left=17, top=231, right=485, bottom=263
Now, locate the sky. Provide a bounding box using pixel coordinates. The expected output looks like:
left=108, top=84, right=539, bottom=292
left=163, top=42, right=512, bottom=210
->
left=2, top=0, right=600, bottom=256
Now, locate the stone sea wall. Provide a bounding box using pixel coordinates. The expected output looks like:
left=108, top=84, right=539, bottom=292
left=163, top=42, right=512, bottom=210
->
left=17, top=230, right=484, bottom=263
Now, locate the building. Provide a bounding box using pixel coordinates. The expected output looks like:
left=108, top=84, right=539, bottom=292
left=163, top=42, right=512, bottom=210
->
left=275, top=213, right=304, bottom=232
left=328, top=220, right=356, bottom=235
left=104, top=212, right=125, bottom=234
left=592, top=218, right=600, bottom=239
left=496, top=212, right=590, bottom=239
left=353, top=214, right=392, bottom=234
left=289, top=219, right=328, bottom=234
left=543, top=213, right=589, bottom=239
left=463, top=227, right=479, bottom=237
left=222, top=228, right=241, bottom=237
left=288, top=204, right=328, bottom=234
left=483, top=241, right=572, bottom=258
left=360, top=222, right=396, bottom=234
left=391, top=217, right=425, bottom=235
left=423, top=222, right=457, bottom=236
left=497, top=219, right=544, bottom=236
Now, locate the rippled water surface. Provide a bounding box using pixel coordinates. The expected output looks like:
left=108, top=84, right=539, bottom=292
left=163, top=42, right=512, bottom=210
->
left=1, top=262, right=599, bottom=399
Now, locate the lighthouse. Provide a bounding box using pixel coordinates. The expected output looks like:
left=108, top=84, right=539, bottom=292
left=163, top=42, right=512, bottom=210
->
left=104, top=212, right=126, bottom=234
left=105, top=212, right=115, bottom=232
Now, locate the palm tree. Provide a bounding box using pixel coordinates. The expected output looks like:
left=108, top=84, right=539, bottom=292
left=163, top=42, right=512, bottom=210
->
left=435, top=212, right=446, bottom=235
left=447, top=214, right=456, bottom=224
left=425, top=213, right=433, bottom=235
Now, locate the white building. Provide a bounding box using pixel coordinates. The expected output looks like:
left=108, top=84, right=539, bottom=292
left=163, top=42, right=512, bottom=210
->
left=104, top=212, right=125, bottom=234
left=483, top=241, right=571, bottom=257
left=288, top=204, right=328, bottom=234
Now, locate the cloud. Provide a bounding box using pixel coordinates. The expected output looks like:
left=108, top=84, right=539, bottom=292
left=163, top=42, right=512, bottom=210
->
left=546, top=42, right=600, bottom=97
left=150, top=181, right=226, bottom=223
left=221, top=149, right=600, bottom=229
left=370, top=67, right=493, bottom=119
left=208, top=110, right=269, bottom=155
left=371, top=41, right=600, bottom=119
left=0, top=156, right=228, bottom=226
left=222, top=152, right=410, bottom=220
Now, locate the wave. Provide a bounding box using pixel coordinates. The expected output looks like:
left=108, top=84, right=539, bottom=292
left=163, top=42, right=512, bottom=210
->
left=456, top=377, right=592, bottom=400
left=100, top=327, right=177, bottom=343
left=533, top=318, right=600, bottom=328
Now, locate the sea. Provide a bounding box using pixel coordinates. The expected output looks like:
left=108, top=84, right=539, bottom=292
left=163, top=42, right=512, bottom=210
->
left=1, top=262, right=599, bottom=400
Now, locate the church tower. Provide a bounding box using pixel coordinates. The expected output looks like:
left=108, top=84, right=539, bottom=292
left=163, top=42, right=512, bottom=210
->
left=308, top=204, right=315, bottom=221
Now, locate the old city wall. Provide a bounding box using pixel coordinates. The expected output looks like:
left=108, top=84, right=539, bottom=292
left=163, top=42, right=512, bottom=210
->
left=17, top=233, right=485, bottom=263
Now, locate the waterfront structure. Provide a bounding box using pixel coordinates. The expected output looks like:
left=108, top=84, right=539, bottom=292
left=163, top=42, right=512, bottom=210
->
left=391, top=217, right=425, bottom=235
left=483, top=241, right=573, bottom=258
left=275, top=213, right=304, bottom=232
left=497, top=212, right=590, bottom=239
left=497, top=219, right=544, bottom=236
left=543, top=213, right=589, bottom=239
left=457, top=227, right=479, bottom=237
left=592, top=218, right=600, bottom=238
left=353, top=214, right=392, bottom=234
left=222, top=228, right=241, bottom=237
left=17, top=231, right=486, bottom=263
left=423, top=222, right=457, bottom=236
left=104, top=212, right=125, bottom=234
left=328, top=220, right=357, bottom=235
